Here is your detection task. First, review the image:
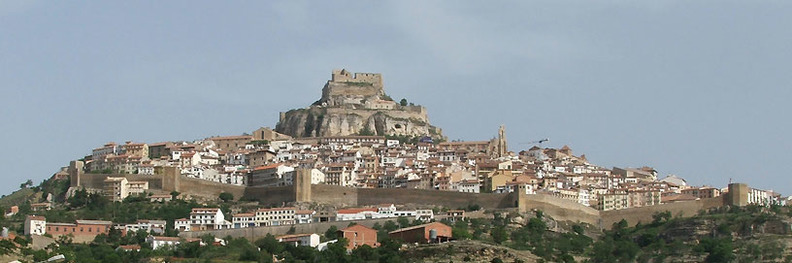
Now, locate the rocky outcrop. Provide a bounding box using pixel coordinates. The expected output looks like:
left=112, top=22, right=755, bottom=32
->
left=276, top=105, right=443, bottom=139
left=275, top=69, right=444, bottom=139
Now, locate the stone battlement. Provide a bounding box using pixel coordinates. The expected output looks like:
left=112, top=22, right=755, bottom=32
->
left=331, top=69, right=383, bottom=88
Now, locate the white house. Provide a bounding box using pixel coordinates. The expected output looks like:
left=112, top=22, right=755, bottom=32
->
left=310, top=169, right=326, bottom=184
left=295, top=210, right=315, bottom=224
left=255, top=207, right=296, bottom=226
left=125, top=220, right=166, bottom=234
left=376, top=204, right=397, bottom=216
left=189, top=208, right=225, bottom=230
left=147, top=236, right=197, bottom=250
left=138, top=164, right=155, bottom=175
left=277, top=233, right=320, bottom=248
left=455, top=180, right=481, bottom=193
left=415, top=209, right=434, bottom=221
left=232, top=213, right=256, bottom=229
left=336, top=208, right=380, bottom=221
left=24, top=215, right=46, bottom=236
left=175, top=218, right=190, bottom=232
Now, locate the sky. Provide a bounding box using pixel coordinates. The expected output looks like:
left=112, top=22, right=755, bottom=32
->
left=1, top=1, right=790, bottom=196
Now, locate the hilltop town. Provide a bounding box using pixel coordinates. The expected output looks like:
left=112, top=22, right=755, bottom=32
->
left=61, top=70, right=785, bottom=209
left=2, top=70, right=790, bottom=262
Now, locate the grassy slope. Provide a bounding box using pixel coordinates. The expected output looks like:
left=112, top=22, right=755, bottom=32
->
left=0, top=188, right=36, bottom=207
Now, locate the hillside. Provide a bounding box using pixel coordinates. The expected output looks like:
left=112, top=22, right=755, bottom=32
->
left=0, top=176, right=790, bottom=262
left=0, top=188, right=36, bottom=207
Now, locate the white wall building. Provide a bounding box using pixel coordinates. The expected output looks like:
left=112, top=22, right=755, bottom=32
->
left=295, top=210, right=315, bottom=224
left=277, top=233, right=320, bottom=248
left=24, top=216, right=46, bottom=236
left=232, top=213, right=256, bottom=228
left=255, top=207, right=296, bottom=226
left=175, top=218, right=190, bottom=232
left=189, top=208, right=226, bottom=230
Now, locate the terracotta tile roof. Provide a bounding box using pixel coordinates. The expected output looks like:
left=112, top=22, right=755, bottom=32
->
left=151, top=236, right=181, bottom=242
left=253, top=164, right=281, bottom=171
left=76, top=220, right=113, bottom=225
left=340, top=224, right=376, bottom=232
left=233, top=213, right=255, bottom=217
left=26, top=215, right=45, bottom=221
left=388, top=222, right=449, bottom=234
left=191, top=208, right=220, bottom=213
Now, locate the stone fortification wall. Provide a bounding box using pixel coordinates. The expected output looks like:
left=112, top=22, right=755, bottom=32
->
left=176, top=176, right=246, bottom=200
left=322, top=82, right=382, bottom=99
left=518, top=194, right=601, bottom=226
left=517, top=193, right=726, bottom=229
left=600, top=197, right=724, bottom=227
left=306, top=185, right=516, bottom=209
left=180, top=217, right=395, bottom=242
left=73, top=173, right=163, bottom=190
left=70, top=168, right=244, bottom=200
left=310, top=184, right=358, bottom=206
left=330, top=70, right=383, bottom=87
left=243, top=186, right=297, bottom=206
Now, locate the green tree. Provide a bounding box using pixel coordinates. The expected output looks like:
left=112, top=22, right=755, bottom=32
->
left=218, top=192, right=234, bottom=202
left=397, top=216, right=410, bottom=228
left=325, top=225, right=339, bottom=240
left=255, top=234, right=284, bottom=255
left=20, top=179, right=33, bottom=189
left=399, top=98, right=408, bottom=106
left=652, top=211, right=672, bottom=224
left=696, top=238, right=735, bottom=263
left=383, top=220, right=398, bottom=232
left=452, top=220, right=472, bottom=240
left=492, top=225, right=507, bottom=244
left=352, top=244, right=379, bottom=261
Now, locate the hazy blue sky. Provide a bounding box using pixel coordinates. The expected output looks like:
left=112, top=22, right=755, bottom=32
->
left=1, top=1, right=790, bottom=196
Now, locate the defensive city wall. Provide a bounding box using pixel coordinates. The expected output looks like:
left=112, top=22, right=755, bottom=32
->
left=68, top=162, right=735, bottom=230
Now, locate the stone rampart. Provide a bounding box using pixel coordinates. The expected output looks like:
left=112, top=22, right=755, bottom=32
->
left=304, top=185, right=517, bottom=209
left=518, top=194, right=602, bottom=226
left=176, top=176, right=246, bottom=200
left=71, top=170, right=244, bottom=200
left=73, top=173, right=163, bottom=190
left=600, top=197, right=724, bottom=227
left=310, top=184, right=358, bottom=206
left=243, top=185, right=297, bottom=206
left=516, top=193, right=726, bottom=229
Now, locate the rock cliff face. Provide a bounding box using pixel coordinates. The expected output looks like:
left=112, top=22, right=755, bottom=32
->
left=275, top=69, right=444, bottom=139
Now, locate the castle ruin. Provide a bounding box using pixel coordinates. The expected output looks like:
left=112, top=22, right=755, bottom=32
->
left=275, top=69, right=444, bottom=139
